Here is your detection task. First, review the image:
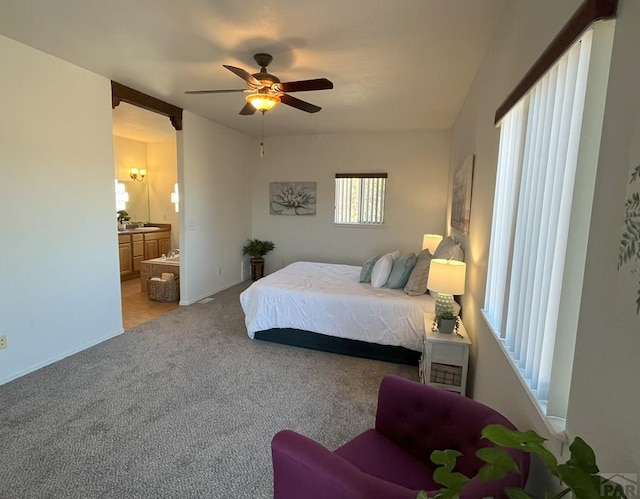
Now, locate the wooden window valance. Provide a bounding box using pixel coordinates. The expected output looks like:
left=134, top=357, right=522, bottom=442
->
left=494, top=0, right=617, bottom=124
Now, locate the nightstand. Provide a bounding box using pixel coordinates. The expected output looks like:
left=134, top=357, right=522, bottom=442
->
left=419, top=312, right=471, bottom=396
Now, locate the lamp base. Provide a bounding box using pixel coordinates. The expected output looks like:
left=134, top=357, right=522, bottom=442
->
left=435, top=293, right=455, bottom=319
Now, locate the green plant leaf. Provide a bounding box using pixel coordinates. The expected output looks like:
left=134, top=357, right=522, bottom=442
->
left=416, top=491, right=430, bottom=499
left=430, top=449, right=469, bottom=497
left=505, top=487, right=534, bottom=499
left=557, top=464, right=601, bottom=499
left=475, top=447, right=520, bottom=482
left=482, top=425, right=558, bottom=475
left=565, top=436, right=599, bottom=475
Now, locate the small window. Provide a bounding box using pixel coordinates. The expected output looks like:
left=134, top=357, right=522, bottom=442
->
left=334, top=173, right=387, bottom=225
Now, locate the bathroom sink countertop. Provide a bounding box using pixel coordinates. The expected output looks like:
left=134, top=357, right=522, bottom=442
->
left=118, top=227, right=166, bottom=234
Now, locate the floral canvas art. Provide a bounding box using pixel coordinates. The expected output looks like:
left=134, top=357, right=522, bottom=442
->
left=270, top=182, right=317, bottom=215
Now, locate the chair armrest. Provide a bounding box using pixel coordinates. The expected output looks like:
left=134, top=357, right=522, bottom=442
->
left=271, top=430, right=418, bottom=499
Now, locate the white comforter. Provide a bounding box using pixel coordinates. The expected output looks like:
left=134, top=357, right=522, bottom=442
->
left=240, top=261, right=447, bottom=352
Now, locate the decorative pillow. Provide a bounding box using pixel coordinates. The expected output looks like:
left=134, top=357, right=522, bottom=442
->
left=385, top=253, right=417, bottom=289
left=404, top=249, right=434, bottom=295
left=433, top=236, right=464, bottom=261
left=359, top=255, right=381, bottom=283
left=370, top=253, right=394, bottom=288
left=390, top=250, right=400, bottom=262
left=428, top=237, right=465, bottom=297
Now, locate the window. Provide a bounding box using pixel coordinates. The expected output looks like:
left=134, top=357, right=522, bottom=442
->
left=483, top=26, right=611, bottom=418
left=334, top=173, right=387, bottom=225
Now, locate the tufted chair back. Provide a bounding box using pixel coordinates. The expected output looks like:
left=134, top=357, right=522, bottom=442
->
left=375, top=375, right=527, bottom=481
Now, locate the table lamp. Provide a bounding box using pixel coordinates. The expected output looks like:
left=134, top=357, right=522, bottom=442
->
left=427, top=258, right=466, bottom=319
left=422, top=234, right=443, bottom=254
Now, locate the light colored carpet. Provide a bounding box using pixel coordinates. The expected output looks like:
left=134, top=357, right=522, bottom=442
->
left=0, top=282, right=417, bottom=498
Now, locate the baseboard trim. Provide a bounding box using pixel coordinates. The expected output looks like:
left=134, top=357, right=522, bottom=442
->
left=0, top=328, right=124, bottom=386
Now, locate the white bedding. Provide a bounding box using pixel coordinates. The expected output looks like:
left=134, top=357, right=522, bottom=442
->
left=239, top=261, right=459, bottom=352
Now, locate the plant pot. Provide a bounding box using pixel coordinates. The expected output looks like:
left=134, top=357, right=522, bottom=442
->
left=438, top=318, right=456, bottom=334
left=250, top=257, right=265, bottom=281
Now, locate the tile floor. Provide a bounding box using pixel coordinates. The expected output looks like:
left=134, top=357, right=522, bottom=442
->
left=121, top=278, right=179, bottom=329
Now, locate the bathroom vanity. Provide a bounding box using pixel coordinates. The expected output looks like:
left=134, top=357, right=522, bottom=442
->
left=118, top=225, right=171, bottom=281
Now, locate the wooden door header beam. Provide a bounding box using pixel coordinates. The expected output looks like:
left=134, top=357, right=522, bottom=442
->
left=111, top=81, right=183, bottom=131
left=494, top=0, right=617, bottom=125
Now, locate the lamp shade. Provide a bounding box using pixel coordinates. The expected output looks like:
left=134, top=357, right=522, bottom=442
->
left=246, top=93, right=280, bottom=111
left=422, top=234, right=443, bottom=253
left=427, top=259, right=466, bottom=295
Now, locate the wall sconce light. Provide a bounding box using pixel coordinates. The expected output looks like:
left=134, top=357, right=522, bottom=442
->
left=130, top=168, right=146, bottom=182
left=427, top=259, right=466, bottom=319
left=171, top=183, right=179, bottom=212
left=422, top=234, right=443, bottom=253
left=115, top=180, right=129, bottom=211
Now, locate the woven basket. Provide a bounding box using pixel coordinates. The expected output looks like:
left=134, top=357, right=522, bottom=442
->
left=147, top=276, right=179, bottom=302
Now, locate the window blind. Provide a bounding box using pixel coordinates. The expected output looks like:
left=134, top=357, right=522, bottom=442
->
left=483, top=30, right=593, bottom=408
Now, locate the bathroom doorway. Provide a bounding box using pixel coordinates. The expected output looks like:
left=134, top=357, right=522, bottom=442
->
left=112, top=101, right=180, bottom=329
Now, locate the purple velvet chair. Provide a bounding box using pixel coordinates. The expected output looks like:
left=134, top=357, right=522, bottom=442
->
left=271, top=375, right=529, bottom=498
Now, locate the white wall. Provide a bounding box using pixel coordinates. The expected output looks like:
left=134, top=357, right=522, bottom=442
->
left=179, top=111, right=253, bottom=304
left=449, top=0, right=640, bottom=474
left=147, top=140, right=179, bottom=250
left=567, top=0, right=640, bottom=471
left=250, top=131, right=451, bottom=272
left=0, top=35, right=122, bottom=384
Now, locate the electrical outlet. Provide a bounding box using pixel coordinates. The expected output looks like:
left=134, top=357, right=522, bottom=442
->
left=0, top=335, right=7, bottom=350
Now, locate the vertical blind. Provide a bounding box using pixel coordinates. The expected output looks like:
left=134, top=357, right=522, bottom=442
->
left=335, top=174, right=386, bottom=224
left=483, top=30, right=593, bottom=407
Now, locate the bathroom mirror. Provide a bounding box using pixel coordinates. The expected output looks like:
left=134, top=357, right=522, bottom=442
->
left=116, top=178, right=150, bottom=223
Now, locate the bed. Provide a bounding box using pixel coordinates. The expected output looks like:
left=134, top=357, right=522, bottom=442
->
left=239, top=261, right=459, bottom=365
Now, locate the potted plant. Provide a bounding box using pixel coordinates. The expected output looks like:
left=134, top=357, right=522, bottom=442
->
left=117, top=210, right=130, bottom=230
left=437, top=311, right=457, bottom=334
left=418, top=424, right=628, bottom=498
left=242, top=239, right=275, bottom=281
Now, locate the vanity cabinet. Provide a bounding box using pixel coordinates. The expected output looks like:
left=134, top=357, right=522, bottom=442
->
left=118, top=229, right=171, bottom=281
left=143, top=231, right=171, bottom=261
left=118, top=235, right=133, bottom=277
left=132, top=234, right=144, bottom=272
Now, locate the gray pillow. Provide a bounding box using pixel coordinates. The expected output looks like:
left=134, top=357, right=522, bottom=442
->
left=433, top=236, right=464, bottom=261
left=404, top=249, right=434, bottom=295
left=359, top=255, right=381, bottom=283
left=385, top=253, right=417, bottom=289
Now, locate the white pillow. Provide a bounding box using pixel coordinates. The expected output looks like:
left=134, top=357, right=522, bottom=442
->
left=390, top=250, right=400, bottom=261
left=370, top=253, right=394, bottom=288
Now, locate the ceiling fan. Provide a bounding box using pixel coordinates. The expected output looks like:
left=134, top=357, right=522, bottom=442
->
left=185, top=53, right=333, bottom=115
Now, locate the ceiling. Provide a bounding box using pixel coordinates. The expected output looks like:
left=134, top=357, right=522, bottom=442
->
left=0, top=0, right=505, bottom=140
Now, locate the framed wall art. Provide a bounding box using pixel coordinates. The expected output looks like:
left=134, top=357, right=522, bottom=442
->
left=450, top=155, right=474, bottom=235
left=270, top=182, right=317, bottom=215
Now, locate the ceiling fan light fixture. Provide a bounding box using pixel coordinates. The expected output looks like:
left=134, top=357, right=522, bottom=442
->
left=246, top=93, right=280, bottom=112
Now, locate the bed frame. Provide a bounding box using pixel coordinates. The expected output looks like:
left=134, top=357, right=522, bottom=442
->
left=254, top=328, right=421, bottom=366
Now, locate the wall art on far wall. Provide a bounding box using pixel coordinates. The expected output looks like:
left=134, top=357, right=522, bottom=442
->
left=270, top=182, right=317, bottom=216
left=451, top=155, right=475, bottom=235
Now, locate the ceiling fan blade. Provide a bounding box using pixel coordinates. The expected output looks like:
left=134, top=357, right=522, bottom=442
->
left=185, top=89, right=246, bottom=94
left=239, top=102, right=257, bottom=115
left=277, top=78, right=334, bottom=93
left=223, top=65, right=262, bottom=88
left=280, top=93, right=321, bottom=113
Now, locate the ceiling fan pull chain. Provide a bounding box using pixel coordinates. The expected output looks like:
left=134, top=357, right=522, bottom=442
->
left=260, top=113, right=265, bottom=158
